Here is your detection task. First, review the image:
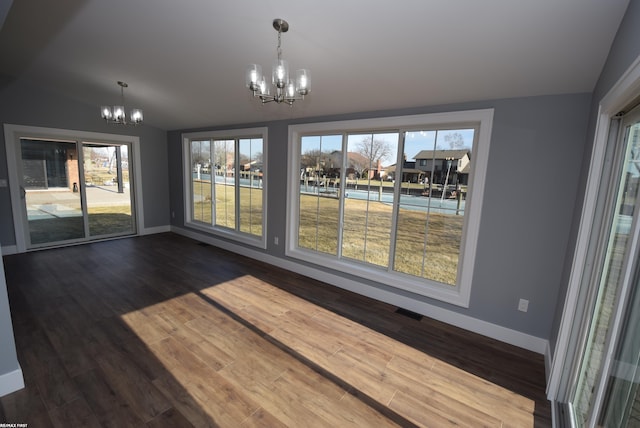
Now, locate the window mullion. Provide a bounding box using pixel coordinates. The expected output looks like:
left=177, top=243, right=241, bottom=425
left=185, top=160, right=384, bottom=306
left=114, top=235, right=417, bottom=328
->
left=314, top=137, right=322, bottom=251
left=387, top=131, right=405, bottom=272
left=78, top=141, right=90, bottom=238
left=362, top=133, right=372, bottom=263
left=337, top=133, right=347, bottom=259
left=210, top=141, right=216, bottom=226
left=421, top=133, right=440, bottom=276
left=235, top=139, right=241, bottom=232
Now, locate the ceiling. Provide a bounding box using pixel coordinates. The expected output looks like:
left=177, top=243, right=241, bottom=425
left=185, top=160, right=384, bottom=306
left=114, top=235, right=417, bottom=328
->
left=0, top=0, right=631, bottom=131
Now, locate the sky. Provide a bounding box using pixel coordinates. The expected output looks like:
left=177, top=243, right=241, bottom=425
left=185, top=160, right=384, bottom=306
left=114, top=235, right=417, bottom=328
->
left=301, top=128, right=475, bottom=167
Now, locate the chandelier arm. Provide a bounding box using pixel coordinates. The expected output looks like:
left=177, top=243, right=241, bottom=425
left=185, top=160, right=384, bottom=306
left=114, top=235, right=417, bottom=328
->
left=257, top=94, right=276, bottom=103
left=254, top=92, right=303, bottom=103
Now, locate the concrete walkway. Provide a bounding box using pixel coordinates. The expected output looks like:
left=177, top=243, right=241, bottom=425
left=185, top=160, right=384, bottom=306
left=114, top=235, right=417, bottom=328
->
left=25, top=185, right=131, bottom=219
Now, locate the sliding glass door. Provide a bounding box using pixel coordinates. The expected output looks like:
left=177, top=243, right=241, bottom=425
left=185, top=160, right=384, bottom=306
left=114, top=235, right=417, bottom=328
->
left=21, top=139, right=85, bottom=245
left=17, top=138, right=136, bottom=249
left=83, top=143, right=135, bottom=237
left=568, top=104, right=640, bottom=426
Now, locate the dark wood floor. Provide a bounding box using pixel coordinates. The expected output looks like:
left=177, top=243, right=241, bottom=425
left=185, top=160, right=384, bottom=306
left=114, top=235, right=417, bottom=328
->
left=0, top=233, right=551, bottom=427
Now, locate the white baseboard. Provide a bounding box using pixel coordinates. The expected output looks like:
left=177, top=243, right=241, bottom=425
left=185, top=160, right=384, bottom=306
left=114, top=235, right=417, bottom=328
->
left=171, top=226, right=549, bottom=354
left=1, top=245, right=18, bottom=256
left=141, top=225, right=171, bottom=235
left=0, top=366, right=24, bottom=397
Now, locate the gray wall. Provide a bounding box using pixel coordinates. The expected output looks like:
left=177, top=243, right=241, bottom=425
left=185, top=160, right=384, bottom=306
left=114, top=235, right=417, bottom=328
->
left=169, top=93, right=591, bottom=340
left=0, top=254, right=20, bottom=388
left=0, top=76, right=170, bottom=247
left=549, top=0, right=640, bottom=355
left=0, top=76, right=170, bottom=392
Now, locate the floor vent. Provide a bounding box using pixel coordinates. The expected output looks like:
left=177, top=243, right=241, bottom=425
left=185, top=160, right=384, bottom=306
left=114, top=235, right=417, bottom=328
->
left=395, top=308, right=423, bottom=321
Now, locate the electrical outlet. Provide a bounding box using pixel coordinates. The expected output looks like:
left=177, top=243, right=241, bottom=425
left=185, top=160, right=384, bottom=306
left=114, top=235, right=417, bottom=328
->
left=274, top=236, right=279, bottom=245
left=518, top=298, right=529, bottom=312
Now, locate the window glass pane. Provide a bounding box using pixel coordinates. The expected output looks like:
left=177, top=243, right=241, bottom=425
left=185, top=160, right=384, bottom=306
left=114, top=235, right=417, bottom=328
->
left=239, top=138, right=263, bottom=236
left=317, top=195, right=340, bottom=254
left=298, top=135, right=342, bottom=254
left=214, top=139, right=236, bottom=229
left=394, top=129, right=473, bottom=285
left=191, top=140, right=212, bottom=224
left=343, top=132, right=398, bottom=267
left=393, top=130, right=436, bottom=278
left=21, top=139, right=85, bottom=244
left=83, top=144, right=134, bottom=237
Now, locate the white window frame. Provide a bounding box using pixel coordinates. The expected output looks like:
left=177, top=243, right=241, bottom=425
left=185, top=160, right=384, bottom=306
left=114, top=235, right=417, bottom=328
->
left=182, top=127, right=268, bottom=249
left=286, top=109, right=493, bottom=307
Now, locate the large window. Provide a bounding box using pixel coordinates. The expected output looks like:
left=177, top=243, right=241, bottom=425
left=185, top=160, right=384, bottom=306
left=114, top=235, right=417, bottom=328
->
left=287, top=111, right=493, bottom=307
left=183, top=128, right=266, bottom=247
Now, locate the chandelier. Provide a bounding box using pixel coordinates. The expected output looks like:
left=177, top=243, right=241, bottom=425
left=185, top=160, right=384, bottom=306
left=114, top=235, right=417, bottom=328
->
left=100, top=81, right=143, bottom=125
left=246, top=19, right=310, bottom=106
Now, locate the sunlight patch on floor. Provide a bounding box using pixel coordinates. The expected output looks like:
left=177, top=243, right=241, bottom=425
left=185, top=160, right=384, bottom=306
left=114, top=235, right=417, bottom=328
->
left=200, top=276, right=537, bottom=427
left=121, top=288, right=403, bottom=426
left=119, top=276, right=536, bottom=427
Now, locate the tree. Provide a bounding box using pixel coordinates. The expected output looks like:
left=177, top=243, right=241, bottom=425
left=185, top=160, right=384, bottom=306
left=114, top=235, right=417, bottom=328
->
left=253, top=151, right=263, bottom=164
left=347, top=154, right=367, bottom=179
left=300, top=148, right=323, bottom=171
left=356, top=136, right=392, bottom=179
left=191, top=141, right=210, bottom=166
left=239, top=154, right=251, bottom=170
left=444, top=132, right=466, bottom=150
left=300, top=149, right=340, bottom=176
left=213, top=140, right=233, bottom=171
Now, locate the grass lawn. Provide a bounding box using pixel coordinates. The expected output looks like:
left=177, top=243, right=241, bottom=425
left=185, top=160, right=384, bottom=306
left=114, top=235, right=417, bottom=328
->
left=191, top=180, right=463, bottom=286
left=192, top=181, right=263, bottom=236
left=87, top=206, right=134, bottom=236
left=299, top=194, right=462, bottom=285
left=29, top=205, right=134, bottom=244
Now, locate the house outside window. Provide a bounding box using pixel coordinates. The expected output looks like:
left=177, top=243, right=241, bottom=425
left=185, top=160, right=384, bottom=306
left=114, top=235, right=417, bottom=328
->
left=183, top=127, right=267, bottom=248
left=286, top=110, right=493, bottom=307
left=414, top=149, right=472, bottom=189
